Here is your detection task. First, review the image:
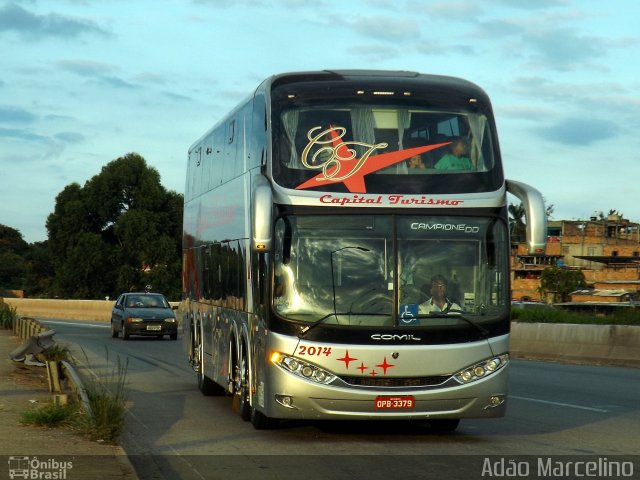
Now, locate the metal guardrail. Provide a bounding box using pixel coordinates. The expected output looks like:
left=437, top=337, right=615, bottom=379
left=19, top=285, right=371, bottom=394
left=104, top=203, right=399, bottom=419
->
left=12, top=316, right=93, bottom=415
left=60, top=360, right=93, bottom=418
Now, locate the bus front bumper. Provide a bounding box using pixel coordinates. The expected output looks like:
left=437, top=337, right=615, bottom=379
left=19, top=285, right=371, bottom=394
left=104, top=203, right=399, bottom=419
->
left=256, top=366, right=508, bottom=421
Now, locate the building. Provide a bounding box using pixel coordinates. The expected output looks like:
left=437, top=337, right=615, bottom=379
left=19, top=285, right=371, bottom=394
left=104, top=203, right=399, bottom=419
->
left=511, top=214, right=640, bottom=305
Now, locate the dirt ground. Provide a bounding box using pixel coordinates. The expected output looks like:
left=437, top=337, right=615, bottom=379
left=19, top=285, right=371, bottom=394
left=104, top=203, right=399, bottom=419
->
left=0, top=329, right=137, bottom=479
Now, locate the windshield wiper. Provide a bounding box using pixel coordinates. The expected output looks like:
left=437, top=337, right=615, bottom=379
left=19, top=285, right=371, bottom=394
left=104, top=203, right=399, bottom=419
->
left=298, top=312, right=337, bottom=338
left=298, top=311, right=388, bottom=338
left=423, top=311, right=489, bottom=338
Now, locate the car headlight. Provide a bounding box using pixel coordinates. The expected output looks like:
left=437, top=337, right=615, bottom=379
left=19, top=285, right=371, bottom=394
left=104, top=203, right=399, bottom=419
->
left=127, top=317, right=143, bottom=323
left=271, top=353, right=335, bottom=384
left=453, top=354, right=509, bottom=384
left=163, top=318, right=176, bottom=323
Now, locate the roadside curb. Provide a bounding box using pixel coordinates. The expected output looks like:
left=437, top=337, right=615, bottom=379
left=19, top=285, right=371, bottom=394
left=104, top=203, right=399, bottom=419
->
left=6, top=317, right=139, bottom=480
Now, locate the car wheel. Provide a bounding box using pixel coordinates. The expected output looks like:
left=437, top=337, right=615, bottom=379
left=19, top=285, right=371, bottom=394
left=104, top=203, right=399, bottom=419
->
left=110, top=320, right=118, bottom=338
left=170, top=333, right=177, bottom=340
left=122, top=322, right=130, bottom=340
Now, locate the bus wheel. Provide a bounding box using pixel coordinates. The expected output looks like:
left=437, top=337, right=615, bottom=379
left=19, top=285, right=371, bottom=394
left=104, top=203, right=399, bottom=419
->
left=236, top=349, right=251, bottom=421
left=195, top=325, right=225, bottom=396
left=250, top=407, right=278, bottom=430
left=429, top=419, right=460, bottom=433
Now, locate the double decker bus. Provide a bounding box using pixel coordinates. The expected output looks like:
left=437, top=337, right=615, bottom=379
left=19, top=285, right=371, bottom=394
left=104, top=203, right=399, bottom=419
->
left=181, top=70, right=546, bottom=430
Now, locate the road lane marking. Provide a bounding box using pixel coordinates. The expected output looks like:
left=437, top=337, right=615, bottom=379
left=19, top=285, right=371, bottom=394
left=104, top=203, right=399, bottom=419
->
left=41, top=320, right=109, bottom=328
left=511, top=395, right=610, bottom=413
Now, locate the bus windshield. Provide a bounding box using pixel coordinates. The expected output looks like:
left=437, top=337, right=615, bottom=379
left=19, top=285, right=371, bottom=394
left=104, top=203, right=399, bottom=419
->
left=272, top=215, right=509, bottom=330
left=271, top=98, right=502, bottom=195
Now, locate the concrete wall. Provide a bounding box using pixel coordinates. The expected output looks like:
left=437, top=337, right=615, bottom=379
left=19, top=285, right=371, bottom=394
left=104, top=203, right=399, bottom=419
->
left=4, top=297, right=640, bottom=368
left=510, top=322, right=640, bottom=368
left=3, top=298, right=114, bottom=321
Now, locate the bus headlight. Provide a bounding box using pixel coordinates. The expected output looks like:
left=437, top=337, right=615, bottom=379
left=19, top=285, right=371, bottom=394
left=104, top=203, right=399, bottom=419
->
left=272, top=353, right=336, bottom=385
left=454, top=354, right=509, bottom=384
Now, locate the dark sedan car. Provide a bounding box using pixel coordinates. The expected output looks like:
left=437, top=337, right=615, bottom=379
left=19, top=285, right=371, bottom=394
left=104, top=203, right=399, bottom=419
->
left=111, top=292, right=178, bottom=340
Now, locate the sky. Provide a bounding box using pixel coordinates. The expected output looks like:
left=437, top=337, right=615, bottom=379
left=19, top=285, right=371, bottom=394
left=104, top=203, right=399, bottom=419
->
left=1, top=0, right=639, bottom=243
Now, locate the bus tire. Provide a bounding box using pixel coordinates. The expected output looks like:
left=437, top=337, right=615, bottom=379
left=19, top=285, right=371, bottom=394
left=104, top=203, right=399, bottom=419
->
left=198, top=370, right=224, bottom=396
left=195, top=324, right=225, bottom=396
left=236, top=348, right=251, bottom=421
left=250, top=407, right=278, bottom=430
left=429, top=419, right=460, bottom=432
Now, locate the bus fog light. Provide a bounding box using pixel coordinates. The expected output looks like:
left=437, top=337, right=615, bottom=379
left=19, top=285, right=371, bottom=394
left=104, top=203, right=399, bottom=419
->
left=275, top=394, right=296, bottom=409
left=484, top=395, right=505, bottom=410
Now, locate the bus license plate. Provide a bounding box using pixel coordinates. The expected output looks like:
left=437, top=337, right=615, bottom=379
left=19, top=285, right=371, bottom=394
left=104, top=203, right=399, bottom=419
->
left=374, top=396, right=415, bottom=410
left=146, top=325, right=162, bottom=331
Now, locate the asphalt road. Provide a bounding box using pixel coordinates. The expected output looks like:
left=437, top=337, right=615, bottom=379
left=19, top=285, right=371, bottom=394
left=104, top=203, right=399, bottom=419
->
left=41, top=319, right=640, bottom=480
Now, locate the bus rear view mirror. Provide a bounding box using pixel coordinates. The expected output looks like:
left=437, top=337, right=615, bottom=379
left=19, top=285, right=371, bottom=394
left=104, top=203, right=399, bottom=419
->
left=506, top=179, right=547, bottom=255
left=252, top=174, right=273, bottom=252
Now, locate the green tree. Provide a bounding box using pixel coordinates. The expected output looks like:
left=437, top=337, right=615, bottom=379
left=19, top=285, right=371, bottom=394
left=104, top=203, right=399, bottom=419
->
left=0, top=225, right=29, bottom=293
left=508, top=203, right=526, bottom=243
left=23, top=241, right=55, bottom=297
left=539, top=267, right=586, bottom=303
left=46, top=153, right=183, bottom=299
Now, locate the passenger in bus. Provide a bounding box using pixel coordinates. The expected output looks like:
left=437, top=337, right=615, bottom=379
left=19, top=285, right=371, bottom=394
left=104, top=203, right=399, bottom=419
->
left=434, top=137, right=473, bottom=170
left=274, top=275, right=287, bottom=309
left=418, top=275, right=462, bottom=314
left=407, top=154, right=426, bottom=170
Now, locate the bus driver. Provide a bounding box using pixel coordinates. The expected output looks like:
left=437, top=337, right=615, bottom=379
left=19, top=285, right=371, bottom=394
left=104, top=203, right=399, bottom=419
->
left=419, top=274, right=462, bottom=314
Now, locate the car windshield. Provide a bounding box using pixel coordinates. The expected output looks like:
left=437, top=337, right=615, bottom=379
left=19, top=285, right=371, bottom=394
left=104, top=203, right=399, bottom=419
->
left=126, top=295, right=169, bottom=308
left=272, top=214, right=509, bottom=330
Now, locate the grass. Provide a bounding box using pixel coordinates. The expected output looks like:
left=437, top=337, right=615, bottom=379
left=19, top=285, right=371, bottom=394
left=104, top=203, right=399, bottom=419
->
left=512, top=306, right=640, bottom=325
left=0, top=303, right=17, bottom=329
left=39, top=343, right=73, bottom=362
left=20, top=401, right=79, bottom=428
left=76, top=353, right=129, bottom=443
left=19, top=349, right=130, bottom=444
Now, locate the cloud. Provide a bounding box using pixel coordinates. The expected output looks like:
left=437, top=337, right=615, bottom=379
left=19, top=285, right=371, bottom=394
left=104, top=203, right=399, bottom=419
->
left=0, top=127, right=48, bottom=142
left=475, top=12, right=616, bottom=72
left=523, top=27, right=608, bottom=71
left=416, top=42, right=475, bottom=56
left=346, top=44, right=399, bottom=61
left=0, top=2, right=110, bottom=40
left=533, top=117, right=619, bottom=146
left=54, top=132, right=85, bottom=144
left=192, top=0, right=321, bottom=7
left=161, top=91, right=194, bottom=102
left=58, top=60, right=139, bottom=89
left=416, top=1, right=484, bottom=20
left=0, top=106, right=37, bottom=124
left=331, top=14, right=421, bottom=42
